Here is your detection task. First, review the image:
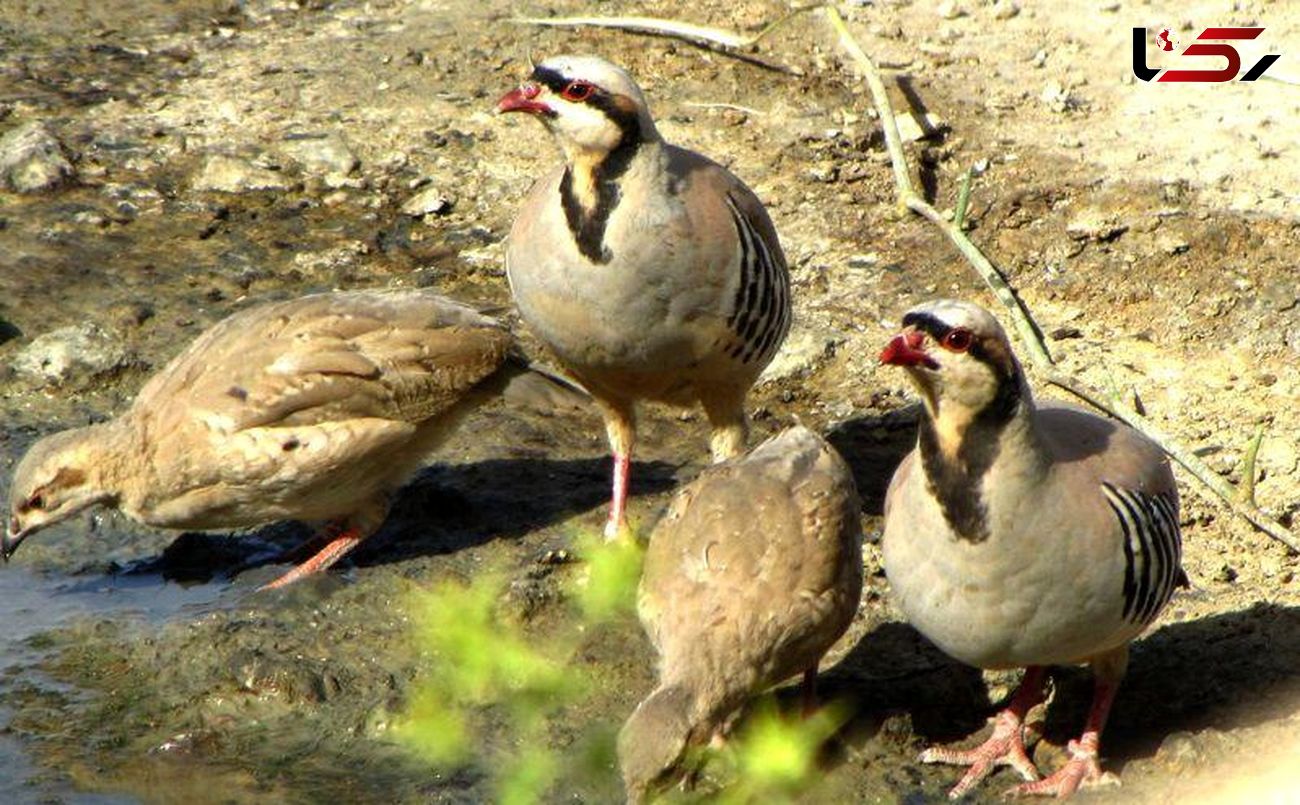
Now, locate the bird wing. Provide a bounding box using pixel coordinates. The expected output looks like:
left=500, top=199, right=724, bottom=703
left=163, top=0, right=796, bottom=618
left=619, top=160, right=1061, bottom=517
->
left=133, top=289, right=512, bottom=434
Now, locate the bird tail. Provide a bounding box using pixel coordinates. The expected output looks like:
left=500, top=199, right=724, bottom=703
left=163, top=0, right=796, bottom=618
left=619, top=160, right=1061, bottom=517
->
left=492, top=352, right=591, bottom=414
left=618, top=683, right=695, bottom=804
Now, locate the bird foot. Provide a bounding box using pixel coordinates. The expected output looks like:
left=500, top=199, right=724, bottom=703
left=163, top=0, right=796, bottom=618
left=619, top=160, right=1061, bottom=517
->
left=1005, top=740, right=1118, bottom=798
left=920, top=710, right=1041, bottom=800
left=258, top=530, right=363, bottom=590
left=603, top=516, right=634, bottom=543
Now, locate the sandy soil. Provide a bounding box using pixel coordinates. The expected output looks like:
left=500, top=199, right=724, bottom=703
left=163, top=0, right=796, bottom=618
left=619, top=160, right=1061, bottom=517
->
left=0, top=0, right=1297, bottom=802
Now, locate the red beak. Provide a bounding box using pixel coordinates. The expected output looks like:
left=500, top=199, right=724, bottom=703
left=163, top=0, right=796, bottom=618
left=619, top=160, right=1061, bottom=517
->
left=880, top=330, right=938, bottom=369
left=496, top=83, right=553, bottom=116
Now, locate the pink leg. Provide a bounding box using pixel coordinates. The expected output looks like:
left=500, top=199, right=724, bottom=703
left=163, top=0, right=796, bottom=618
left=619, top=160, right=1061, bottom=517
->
left=601, top=402, right=635, bottom=541
left=259, top=527, right=365, bottom=591
left=921, top=666, right=1048, bottom=799
left=1007, top=677, right=1120, bottom=798
left=604, top=449, right=631, bottom=540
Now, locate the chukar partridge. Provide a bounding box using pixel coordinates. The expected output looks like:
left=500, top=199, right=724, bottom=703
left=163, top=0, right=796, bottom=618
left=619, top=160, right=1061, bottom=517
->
left=879, top=300, right=1184, bottom=798
left=498, top=55, right=791, bottom=539
left=5, top=289, right=523, bottom=589
left=619, top=426, right=862, bottom=802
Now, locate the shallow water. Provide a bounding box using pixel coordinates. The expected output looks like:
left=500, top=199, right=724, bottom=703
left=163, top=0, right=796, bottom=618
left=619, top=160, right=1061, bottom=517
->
left=0, top=567, right=230, bottom=803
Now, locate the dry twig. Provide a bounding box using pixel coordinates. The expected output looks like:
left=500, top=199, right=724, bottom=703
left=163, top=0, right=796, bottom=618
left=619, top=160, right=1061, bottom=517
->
left=824, top=7, right=1297, bottom=552
left=509, top=9, right=823, bottom=75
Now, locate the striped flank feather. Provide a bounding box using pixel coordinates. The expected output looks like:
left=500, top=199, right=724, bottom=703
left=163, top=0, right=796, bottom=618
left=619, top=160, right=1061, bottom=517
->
left=723, top=194, right=790, bottom=367
left=1102, top=481, right=1182, bottom=626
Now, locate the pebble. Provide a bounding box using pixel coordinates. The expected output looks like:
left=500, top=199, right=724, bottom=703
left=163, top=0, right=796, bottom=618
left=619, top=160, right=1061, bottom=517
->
left=400, top=185, right=455, bottom=217
left=936, top=0, right=964, bottom=20
left=1067, top=209, right=1127, bottom=241
left=0, top=120, right=75, bottom=192
left=12, top=323, right=133, bottom=388
left=992, top=0, right=1020, bottom=20
left=193, top=154, right=292, bottom=193
left=760, top=328, right=841, bottom=382
left=1040, top=81, right=1079, bottom=113
left=280, top=133, right=359, bottom=189
left=1156, top=233, right=1191, bottom=255
left=895, top=111, right=946, bottom=142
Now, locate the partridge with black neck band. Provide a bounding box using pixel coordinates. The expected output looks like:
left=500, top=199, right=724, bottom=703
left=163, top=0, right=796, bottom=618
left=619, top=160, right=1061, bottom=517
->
left=880, top=300, right=1185, bottom=798
left=498, top=55, right=791, bottom=539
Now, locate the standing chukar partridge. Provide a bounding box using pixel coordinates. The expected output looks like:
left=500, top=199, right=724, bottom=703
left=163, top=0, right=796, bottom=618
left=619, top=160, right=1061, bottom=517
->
left=498, top=55, right=791, bottom=539
left=5, top=289, right=533, bottom=590
left=879, top=300, right=1184, bottom=798
left=619, top=426, right=862, bottom=802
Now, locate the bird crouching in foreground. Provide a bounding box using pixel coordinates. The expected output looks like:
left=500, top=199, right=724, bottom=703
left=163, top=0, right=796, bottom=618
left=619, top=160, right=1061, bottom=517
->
left=880, top=300, right=1184, bottom=798
left=498, top=55, right=792, bottom=540
left=5, top=289, right=547, bottom=590
left=618, top=426, right=863, bottom=803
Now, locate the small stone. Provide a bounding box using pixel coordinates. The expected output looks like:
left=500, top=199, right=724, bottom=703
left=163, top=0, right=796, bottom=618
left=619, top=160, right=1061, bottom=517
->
left=1213, top=564, right=1238, bottom=584
left=1156, top=234, right=1190, bottom=255
left=193, top=154, right=291, bottom=193
left=1050, top=325, right=1083, bottom=340
left=1067, top=209, right=1127, bottom=241
left=0, top=120, right=75, bottom=192
left=760, top=328, right=841, bottom=382
left=895, top=111, right=947, bottom=142
left=280, top=133, right=359, bottom=189
left=400, top=185, right=455, bottom=217
left=936, top=0, right=964, bottom=20
left=1040, top=81, right=1080, bottom=113
left=13, top=323, right=133, bottom=388
left=992, top=0, right=1019, bottom=20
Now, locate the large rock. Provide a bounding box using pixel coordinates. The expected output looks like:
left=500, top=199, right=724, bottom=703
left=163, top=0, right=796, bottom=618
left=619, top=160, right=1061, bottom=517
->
left=12, top=323, right=133, bottom=389
left=0, top=120, right=75, bottom=192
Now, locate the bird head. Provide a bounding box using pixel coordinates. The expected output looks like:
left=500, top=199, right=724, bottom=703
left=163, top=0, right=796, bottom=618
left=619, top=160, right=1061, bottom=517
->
left=879, top=300, right=1023, bottom=419
left=618, top=684, right=697, bottom=803
left=5, top=426, right=116, bottom=561
left=496, top=55, right=659, bottom=160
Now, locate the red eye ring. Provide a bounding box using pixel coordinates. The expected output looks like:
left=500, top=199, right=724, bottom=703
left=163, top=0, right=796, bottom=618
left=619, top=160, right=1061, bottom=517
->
left=942, top=328, right=973, bottom=352
left=560, top=81, right=595, bottom=102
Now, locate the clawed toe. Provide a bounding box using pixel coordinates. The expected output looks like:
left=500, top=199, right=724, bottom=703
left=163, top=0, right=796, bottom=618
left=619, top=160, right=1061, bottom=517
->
left=921, top=722, right=1041, bottom=800
left=1005, top=743, right=1116, bottom=798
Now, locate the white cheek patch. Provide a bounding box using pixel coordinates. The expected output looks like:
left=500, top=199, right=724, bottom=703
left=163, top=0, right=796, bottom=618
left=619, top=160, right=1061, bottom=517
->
left=553, top=101, right=622, bottom=151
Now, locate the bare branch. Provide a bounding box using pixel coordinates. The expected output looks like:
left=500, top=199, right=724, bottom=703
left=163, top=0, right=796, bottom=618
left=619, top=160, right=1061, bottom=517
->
left=824, top=7, right=1298, bottom=552
left=509, top=10, right=824, bottom=75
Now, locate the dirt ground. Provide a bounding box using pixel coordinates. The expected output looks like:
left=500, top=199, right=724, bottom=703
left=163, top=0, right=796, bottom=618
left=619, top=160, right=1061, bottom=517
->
left=0, top=0, right=1297, bottom=802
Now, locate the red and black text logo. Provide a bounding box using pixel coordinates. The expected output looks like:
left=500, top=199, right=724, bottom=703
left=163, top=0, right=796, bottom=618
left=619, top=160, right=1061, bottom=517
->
left=1132, top=27, right=1280, bottom=82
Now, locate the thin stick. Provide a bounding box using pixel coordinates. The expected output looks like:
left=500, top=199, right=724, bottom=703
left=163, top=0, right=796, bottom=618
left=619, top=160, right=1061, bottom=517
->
left=684, top=101, right=765, bottom=116
left=954, top=167, right=973, bottom=231
left=1239, top=425, right=1265, bottom=506
left=510, top=11, right=821, bottom=75
left=825, top=7, right=1298, bottom=552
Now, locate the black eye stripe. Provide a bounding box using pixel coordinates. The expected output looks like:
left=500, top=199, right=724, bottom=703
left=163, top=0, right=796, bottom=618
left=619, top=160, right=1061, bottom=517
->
left=901, top=311, right=953, bottom=341
left=530, top=66, right=572, bottom=94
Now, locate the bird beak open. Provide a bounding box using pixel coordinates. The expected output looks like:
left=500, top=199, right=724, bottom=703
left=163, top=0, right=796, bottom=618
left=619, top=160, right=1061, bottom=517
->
left=880, top=330, right=939, bottom=369
left=496, top=82, right=553, bottom=117
left=2, top=518, right=26, bottom=563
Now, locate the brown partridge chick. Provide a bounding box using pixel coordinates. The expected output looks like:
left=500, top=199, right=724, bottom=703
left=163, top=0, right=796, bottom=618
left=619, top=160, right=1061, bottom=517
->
left=5, top=289, right=523, bottom=589
left=881, top=300, right=1184, bottom=798
left=498, top=55, right=791, bottom=539
left=618, top=426, right=862, bottom=802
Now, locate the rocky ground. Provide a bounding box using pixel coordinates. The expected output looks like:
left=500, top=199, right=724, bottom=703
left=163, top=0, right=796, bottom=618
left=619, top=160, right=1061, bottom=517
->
left=0, top=0, right=1297, bottom=802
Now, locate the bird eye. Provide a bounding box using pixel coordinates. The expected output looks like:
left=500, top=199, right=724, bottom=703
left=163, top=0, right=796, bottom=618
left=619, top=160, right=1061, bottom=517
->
left=560, top=81, right=595, bottom=102
left=942, top=328, right=973, bottom=352
left=26, top=494, right=45, bottom=511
